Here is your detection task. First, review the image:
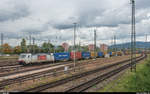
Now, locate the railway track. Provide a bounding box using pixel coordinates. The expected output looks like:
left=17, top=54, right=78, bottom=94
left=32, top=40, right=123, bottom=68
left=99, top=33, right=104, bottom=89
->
left=0, top=64, right=19, bottom=67
left=0, top=59, right=91, bottom=77
left=0, top=65, right=23, bottom=73
left=24, top=54, right=144, bottom=92
left=66, top=55, right=146, bottom=92
left=0, top=59, right=18, bottom=67
left=0, top=62, right=82, bottom=89
left=0, top=57, right=111, bottom=89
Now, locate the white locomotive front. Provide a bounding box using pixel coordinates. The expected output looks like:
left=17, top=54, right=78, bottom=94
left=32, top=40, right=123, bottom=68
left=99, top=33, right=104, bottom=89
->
left=18, top=53, right=54, bottom=65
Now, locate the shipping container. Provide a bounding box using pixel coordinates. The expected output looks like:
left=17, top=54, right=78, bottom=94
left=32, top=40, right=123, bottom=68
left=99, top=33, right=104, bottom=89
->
left=98, top=52, right=104, bottom=57
left=103, top=51, right=108, bottom=56
left=70, top=52, right=82, bottom=60
left=124, top=51, right=130, bottom=55
left=54, top=52, right=70, bottom=61
left=117, top=51, right=122, bottom=56
left=90, top=51, right=98, bottom=58
left=82, top=52, right=91, bottom=59
left=111, top=52, right=116, bottom=56
left=105, top=54, right=110, bottom=58
left=108, top=52, right=112, bottom=56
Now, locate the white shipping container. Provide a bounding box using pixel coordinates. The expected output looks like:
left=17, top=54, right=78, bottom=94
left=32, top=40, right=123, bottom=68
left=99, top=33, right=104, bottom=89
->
left=105, top=54, right=110, bottom=58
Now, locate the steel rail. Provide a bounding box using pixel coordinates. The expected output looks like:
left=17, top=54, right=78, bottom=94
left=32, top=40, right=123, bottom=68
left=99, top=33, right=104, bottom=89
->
left=24, top=55, right=143, bottom=92
left=66, top=55, right=146, bottom=92
left=0, top=57, right=107, bottom=89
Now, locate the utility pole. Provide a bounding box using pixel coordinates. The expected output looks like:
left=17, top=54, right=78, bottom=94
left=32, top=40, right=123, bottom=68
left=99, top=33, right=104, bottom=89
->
left=32, top=37, right=35, bottom=54
left=111, top=37, right=113, bottom=52
left=114, top=35, right=117, bottom=56
left=48, top=40, right=50, bottom=53
left=79, top=41, right=81, bottom=52
left=1, top=33, right=3, bottom=55
left=94, top=28, right=97, bottom=60
left=73, top=23, right=77, bottom=72
left=145, top=34, right=147, bottom=56
left=122, top=40, right=125, bottom=55
left=130, top=0, right=136, bottom=72
left=56, top=36, right=57, bottom=53
left=29, top=35, right=32, bottom=53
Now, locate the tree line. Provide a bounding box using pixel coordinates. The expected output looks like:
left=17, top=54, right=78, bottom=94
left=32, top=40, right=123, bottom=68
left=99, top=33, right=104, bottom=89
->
left=0, top=38, right=91, bottom=54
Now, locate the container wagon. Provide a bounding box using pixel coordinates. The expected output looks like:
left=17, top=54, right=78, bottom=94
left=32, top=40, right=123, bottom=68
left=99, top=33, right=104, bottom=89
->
left=105, top=54, right=110, bottom=58
left=98, top=52, right=104, bottom=57
left=90, top=51, right=98, bottom=58
left=111, top=52, right=116, bottom=56
left=70, top=52, right=82, bottom=60
left=108, top=52, right=112, bottom=57
left=103, top=51, right=108, bottom=56
left=18, top=53, right=54, bottom=65
left=124, top=51, right=130, bottom=55
left=53, top=52, right=70, bottom=61
left=117, top=51, right=122, bottom=56
left=82, top=52, right=91, bottom=59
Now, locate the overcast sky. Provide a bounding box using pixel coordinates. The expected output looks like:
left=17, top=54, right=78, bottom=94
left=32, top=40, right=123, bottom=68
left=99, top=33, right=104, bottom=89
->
left=0, top=0, right=150, bottom=47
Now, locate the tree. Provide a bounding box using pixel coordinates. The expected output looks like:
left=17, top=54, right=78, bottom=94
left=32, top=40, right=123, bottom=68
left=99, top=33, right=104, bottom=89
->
left=13, top=46, right=21, bottom=54
left=81, top=46, right=89, bottom=52
left=55, top=45, right=64, bottom=52
left=27, top=45, right=40, bottom=54
left=21, top=38, right=27, bottom=53
left=41, top=42, right=54, bottom=53
left=2, top=43, right=12, bottom=54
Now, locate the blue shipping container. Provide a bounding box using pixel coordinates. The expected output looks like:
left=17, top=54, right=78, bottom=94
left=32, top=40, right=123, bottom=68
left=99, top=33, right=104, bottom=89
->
left=54, top=52, right=70, bottom=61
left=82, top=52, right=91, bottom=59
left=109, top=52, right=112, bottom=56
left=98, top=52, right=104, bottom=57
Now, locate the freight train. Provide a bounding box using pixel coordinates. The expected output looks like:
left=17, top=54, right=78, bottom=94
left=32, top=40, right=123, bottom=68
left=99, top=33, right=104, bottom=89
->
left=18, top=51, right=124, bottom=65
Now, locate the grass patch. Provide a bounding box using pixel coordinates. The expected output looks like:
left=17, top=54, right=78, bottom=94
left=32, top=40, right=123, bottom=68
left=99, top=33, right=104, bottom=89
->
left=100, top=56, right=150, bottom=92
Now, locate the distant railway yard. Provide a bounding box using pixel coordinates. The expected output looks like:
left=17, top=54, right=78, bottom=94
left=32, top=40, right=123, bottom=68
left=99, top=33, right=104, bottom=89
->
left=0, top=54, right=146, bottom=92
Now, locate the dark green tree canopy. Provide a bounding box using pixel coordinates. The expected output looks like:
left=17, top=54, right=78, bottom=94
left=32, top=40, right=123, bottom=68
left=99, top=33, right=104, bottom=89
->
left=55, top=45, right=64, bottom=52
left=41, top=42, right=54, bottom=53
left=20, top=38, right=27, bottom=53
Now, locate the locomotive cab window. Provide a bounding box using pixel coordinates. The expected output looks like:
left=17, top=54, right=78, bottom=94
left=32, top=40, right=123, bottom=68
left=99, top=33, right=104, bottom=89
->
left=20, top=55, right=26, bottom=58
left=28, top=55, right=30, bottom=58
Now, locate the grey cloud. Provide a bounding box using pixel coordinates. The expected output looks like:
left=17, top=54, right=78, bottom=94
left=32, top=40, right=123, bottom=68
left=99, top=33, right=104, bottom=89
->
left=0, top=0, right=30, bottom=22
left=51, top=0, right=150, bottom=30
left=54, top=24, right=74, bottom=30
left=52, top=4, right=131, bottom=29
left=0, top=0, right=150, bottom=46
left=4, top=32, right=21, bottom=39
left=22, top=28, right=43, bottom=35
left=21, top=22, right=50, bottom=35
left=136, top=0, right=150, bottom=9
